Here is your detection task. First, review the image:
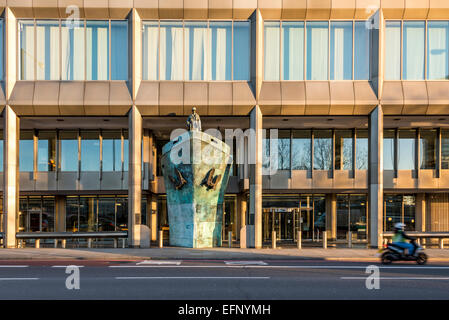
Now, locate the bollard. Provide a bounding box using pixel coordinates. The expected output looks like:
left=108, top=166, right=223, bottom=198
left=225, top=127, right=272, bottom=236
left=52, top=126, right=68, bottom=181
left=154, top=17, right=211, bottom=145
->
left=54, top=239, right=58, bottom=248
left=348, top=231, right=352, bottom=248
left=228, top=231, right=232, bottom=248
left=158, top=230, right=163, bottom=248
left=297, top=230, right=302, bottom=249
left=440, top=238, right=444, bottom=249
left=88, top=238, right=92, bottom=248
left=113, top=239, right=118, bottom=248
left=272, top=231, right=276, bottom=249
left=323, top=231, right=327, bottom=249
left=417, top=238, right=421, bottom=246
left=35, top=239, right=40, bottom=249
left=62, top=239, right=66, bottom=248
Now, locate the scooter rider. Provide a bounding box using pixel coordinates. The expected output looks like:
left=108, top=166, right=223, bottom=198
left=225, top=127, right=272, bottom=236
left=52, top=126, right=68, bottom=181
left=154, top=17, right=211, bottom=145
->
left=392, top=222, right=417, bottom=256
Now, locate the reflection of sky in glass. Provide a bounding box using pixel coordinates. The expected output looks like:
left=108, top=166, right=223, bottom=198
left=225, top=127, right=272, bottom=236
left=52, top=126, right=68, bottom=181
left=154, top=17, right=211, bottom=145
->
left=19, top=140, right=34, bottom=172
left=383, top=134, right=394, bottom=170
left=61, top=140, right=78, bottom=171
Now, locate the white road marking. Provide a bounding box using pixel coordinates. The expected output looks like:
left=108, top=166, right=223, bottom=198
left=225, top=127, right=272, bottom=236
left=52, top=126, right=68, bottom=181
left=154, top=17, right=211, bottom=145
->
left=341, top=277, right=449, bottom=280
left=136, top=260, right=181, bottom=265
left=109, top=265, right=449, bottom=269
left=224, top=261, right=268, bottom=266
left=115, top=276, right=270, bottom=280
left=0, top=278, right=39, bottom=281
left=0, top=266, right=29, bottom=268
left=51, top=266, right=85, bottom=268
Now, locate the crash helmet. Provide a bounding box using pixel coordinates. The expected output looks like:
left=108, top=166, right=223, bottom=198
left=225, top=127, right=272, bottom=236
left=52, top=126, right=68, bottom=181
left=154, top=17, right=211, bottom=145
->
left=394, top=222, right=405, bottom=231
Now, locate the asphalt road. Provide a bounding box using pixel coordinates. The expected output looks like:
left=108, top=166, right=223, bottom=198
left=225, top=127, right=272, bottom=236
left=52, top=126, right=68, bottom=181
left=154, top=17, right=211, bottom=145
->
left=0, top=259, right=448, bottom=299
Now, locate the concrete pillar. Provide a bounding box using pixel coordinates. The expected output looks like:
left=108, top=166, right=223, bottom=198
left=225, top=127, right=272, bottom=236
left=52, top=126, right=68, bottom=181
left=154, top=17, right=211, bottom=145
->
left=128, top=105, right=147, bottom=247
left=326, top=194, right=337, bottom=240
left=369, top=106, right=384, bottom=248
left=150, top=194, right=158, bottom=241
left=249, top=106, right=262, bottom=248
left=3, top=106, right=19, bottom=248
left=237, top=194, right=247, bottom=246
left=416, top=193, right=426, bottom=232
left=55, top=196, right=66, bottom=232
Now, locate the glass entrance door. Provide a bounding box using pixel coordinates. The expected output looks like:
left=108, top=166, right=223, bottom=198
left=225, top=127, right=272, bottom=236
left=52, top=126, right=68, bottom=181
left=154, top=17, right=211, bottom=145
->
left=262, top=208, right=296, bottom=242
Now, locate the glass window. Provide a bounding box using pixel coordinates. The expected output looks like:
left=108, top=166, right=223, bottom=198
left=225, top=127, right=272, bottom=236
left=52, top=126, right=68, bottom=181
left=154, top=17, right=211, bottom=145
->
left=233, top=21, right=250, bottom=80
left=86, top=21, right=109, bottom=80
left=354, top=21, right=370, bottom=80
left=28, top=197, right=42, bottom=232
left=350, top=195, right=367, bottom=240
left=306, top=22, right=328, bottom=80
left=385, top=21, right=401, bottom=80
left=264, top=21, right=280, bottom=80
left=79, top=196, right=97, bottom=232
left=18, top=198, right=28, bottom=232
left=61, top=20, right=85, bottom=80
left=98, top=197, right=115, bottom=231
left=313, top=130, right=332, bottom=170
left=427, top=21, right=449, bottom=80
left=403, top=195, right=415, bottom=231
left=383, top=129, right=395, bottom=170
left=102, top=131, right=122, bottom=172
left=420, top=129, right=436, bottom=169
left=111, top=20, right=128, bottom=80
left=398, top=129, right=416, bottom=170
left=42, top=196, right=55, bottom=232
left=19, top=20, right=35, bottom=80
left=210, top=21, right=232, bottom=80
left=38, top=131, right=56, bottom=172
left=292, top=130, right=311, bottom=170
left=277, top=130, right=290, bottom=170
left=330, top=21, right=352, bottom=80
left=66, top=196, right=79, bottom=232
left=385, top=194, right=402, bottom=231
left=123, top=131, right=129, bottom=172
left=143, top=21, right=159, bottom=80
left=36, top=20, right=60, bottom=80
left=356, top=129, right=368, bottom=170
left=60, top=131, right=78, bottom=172
left=442, top=130, right=449, bottom=169
left=403, top=21, right=425, bottom=80
left=19, top=131, right=34, bottom=172
left=81, top=131, right=100, bottom=172
left=335, top=130, right=353, bottom=170
left=0, top=19, right=4, bottom=80
left=116, top=197, right=128, bottom=231
left=160, top=21, right=183, bottom=80
left=262, top=130, right=271, bottom=171
left=0, top=131, right=3, bottom=172
left=185, top=21, right=208, bottom=80
left=281, top=21, right=304, bottom=80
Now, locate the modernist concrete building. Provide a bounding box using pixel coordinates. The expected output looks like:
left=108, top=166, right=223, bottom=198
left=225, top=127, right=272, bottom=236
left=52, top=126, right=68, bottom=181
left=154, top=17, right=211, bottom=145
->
left=1, top=0, right=449, bottom=249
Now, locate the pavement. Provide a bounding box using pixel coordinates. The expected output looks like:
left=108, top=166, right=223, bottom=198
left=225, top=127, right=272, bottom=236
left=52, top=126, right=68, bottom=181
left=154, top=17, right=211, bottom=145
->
left=1, top=247, right=449, bottom=262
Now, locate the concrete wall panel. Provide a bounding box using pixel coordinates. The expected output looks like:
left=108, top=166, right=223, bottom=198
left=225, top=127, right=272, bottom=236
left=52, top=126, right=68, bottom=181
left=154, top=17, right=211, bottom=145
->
left=19, top=172, right=35, bottom=191
left=9, top=81, right=35, bottom=115
left=418, top=170, right=438, bottom=189
left=134, top=0, right=158, bottom=19
left=291, top=170, right=312, bottom=189
left=305, top=82, right=330, bottom=115
left=330, top=81, right=355, bottom=115
left=109, top=0, right=132, bottom=18
left=233, top=0, right=256, bottom=19
left=381, top=0, right=405, bottom=19
left=58, top=82, right=85, bottom=115
left=100, top=172, right=122, bottom=190
left=109, top=81, right=132, bottom=115
left=159, top=82, right=183, bottom=115
left=380, top=82, right=403, bottom=115
left=9, top=0, right=34, bottom=17
left=312, top=171, right=333, bottom=188
left=33, top=0, right=59, bottom=18
left=403, top=0, right=429, bottom=19
left=354, top=170, right=368, bottom=189
left=306, top=0, right=331, bottom=19
left=58, top=0, right=85, bottom=18
left=183, top=82, right=208, bottom=112
left=208, top=82, right=233, bottom=106
left=428, top=0, right=449, bottom=19
left=333, top=170, right=354, bottom=188
left=355, top=0, right=380, bottom=19
left=208, top=0, right=232, bottom=18
left=259, top=0, right=282, bottom=19
left=35, top=172, right=57, bottom=190
left=83, top=0, right=109, bottom=19
left=33, top=81, right=60, bottom=115
left=84, top=81, right=110, bottom=115
left=331, top=0, right=356, bottom=19
left=159, top=0, right=183, bottom=19
left=184, top=0, right=208, bottom=19
left=259, top=82, right=281, bottom=106
left=281, top=0, right=306, bottom=19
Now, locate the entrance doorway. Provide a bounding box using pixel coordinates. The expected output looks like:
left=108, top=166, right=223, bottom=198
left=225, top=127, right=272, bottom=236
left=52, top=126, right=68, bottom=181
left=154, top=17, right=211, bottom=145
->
left=262, top=208, right=299, bottom=242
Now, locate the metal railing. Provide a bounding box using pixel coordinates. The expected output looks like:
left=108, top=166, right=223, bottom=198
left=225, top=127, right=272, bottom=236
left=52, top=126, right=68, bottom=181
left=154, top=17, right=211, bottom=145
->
left=383, top=232, right=449, bottom=249
left=15, top=232, right=127, bottom=248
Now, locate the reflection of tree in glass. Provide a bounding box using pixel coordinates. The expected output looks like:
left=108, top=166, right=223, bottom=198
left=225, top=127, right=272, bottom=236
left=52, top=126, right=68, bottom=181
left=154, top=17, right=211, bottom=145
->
left=314, top=138, right=332, bottom=170
left=277, top=138, right=290, bottom=169
left=292, top=139, right=311, bottom=170
left=356, top=138, right=368, bottom=169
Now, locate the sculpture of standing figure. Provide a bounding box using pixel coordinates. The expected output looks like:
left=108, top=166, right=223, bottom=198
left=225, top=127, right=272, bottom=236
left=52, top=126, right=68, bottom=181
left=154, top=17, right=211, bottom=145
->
left=187, top=107, right=202, bottom=131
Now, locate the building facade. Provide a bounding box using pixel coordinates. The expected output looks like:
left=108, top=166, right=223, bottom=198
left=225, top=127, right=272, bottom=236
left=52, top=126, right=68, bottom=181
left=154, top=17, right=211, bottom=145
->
left=1, top=0, right=449, bottom=248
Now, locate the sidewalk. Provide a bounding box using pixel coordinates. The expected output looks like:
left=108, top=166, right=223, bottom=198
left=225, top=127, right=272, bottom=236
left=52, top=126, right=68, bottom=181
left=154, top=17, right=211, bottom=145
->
left=1, top=247, right=449, bottom=261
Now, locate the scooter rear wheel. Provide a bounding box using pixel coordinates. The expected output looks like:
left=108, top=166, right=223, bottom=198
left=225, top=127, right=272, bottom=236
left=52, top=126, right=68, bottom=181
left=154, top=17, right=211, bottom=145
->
left=381, top=252, right=394, bottom=265
left=416, top=252, right=427, bottom=265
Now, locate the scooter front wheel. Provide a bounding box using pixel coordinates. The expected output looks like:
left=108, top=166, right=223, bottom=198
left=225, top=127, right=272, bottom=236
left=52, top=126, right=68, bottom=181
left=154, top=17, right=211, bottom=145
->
left=416, top=252, right=427, bottom=265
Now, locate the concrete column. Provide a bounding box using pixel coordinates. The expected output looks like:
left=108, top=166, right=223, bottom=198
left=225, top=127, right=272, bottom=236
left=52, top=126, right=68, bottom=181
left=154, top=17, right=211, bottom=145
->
left=150, top=194, right=158, bottom=241
left=249, top=106, right=262, bottom=248
left=55, top=196, right=66, bottom=232
left=237, top=194, right=247, bottom=247
left=416, top=193, right=426, bottom=232
left=3, top=106, right=19, bottom=248
left=326, top=194, right=337, bottom=240
left=369, top=106, right=384, bottom=248
left=128, top=105, right=150, bottom=247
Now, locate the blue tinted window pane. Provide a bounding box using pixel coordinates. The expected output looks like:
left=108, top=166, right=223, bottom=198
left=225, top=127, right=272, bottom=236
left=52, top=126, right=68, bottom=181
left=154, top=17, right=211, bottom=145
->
left=160, top=21, right=183, bottom=80
left=86, top=21, right=109, bottom=80
left=398, top=130, right=416, bottom=170
left=36, top=20, right=60, bottom=80
left=234, top=21, right=251, bottom=80
left=37, top=131, right=56, bottom=172
left=264, top=21, right=280, bottom=80
left=19, top=20, right=35, bottom=80
left=111, top=21, right=128, bottom=80
left=354, top=22, right=370, bottom=80
left=330, top=21, right=352, bottom=80
left=292, top=130, right=311, bottom=170
left=383, top=130, right=395, bottom=170
left=403, top=21, right=425, bottom=80
left=185, top=21, right=208, bottom=80
left=0, top=140, right=3, bottom=172
left=61, top=132, right=78, bottom=172
left=123, top=139, right=129, bottom=171
left=143, top=21, right=159, bottom=80
left=306, top=22, right=328, bottom=80
left=428, top=21, right=449, bottom=80
left=19, top=139, right=34, bottom=172
left=81, top=131, right=100, bottom=171
left=102, top=131, right=122, bottom=172
left=210, top=21, right=231, bottom=80
left=385, top=21, right=401, bottom=80
left=282, top=22, right=304, bottom=80
left=313, top=130, right=332, bottom=170
left=61, top=20, right=85, bottom=80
